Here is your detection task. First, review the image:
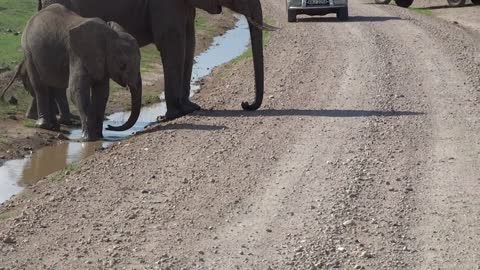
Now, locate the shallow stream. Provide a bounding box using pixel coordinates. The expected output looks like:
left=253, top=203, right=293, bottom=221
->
left=0, top=16, right=250, bottom=204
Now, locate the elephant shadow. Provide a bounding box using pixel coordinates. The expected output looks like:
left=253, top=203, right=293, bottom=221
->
left=138, top=109, right=422, bottom=135
left=414, top=3, right=475, bottom=9
left=195, top=108, right=424, bottom=118
left=139, top=123, right=228, bottom=135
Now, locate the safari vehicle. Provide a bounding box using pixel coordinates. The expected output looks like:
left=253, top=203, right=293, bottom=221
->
left=287, top=0, right=349, bottom=22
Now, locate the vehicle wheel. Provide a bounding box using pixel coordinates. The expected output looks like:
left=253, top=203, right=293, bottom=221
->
left=375, top=0, right=392, bottom=4
left=394, top=0, right=414, bottom=7
left=288, top=10, right=297, bottom=22
left=472, top=0, right=480, bottom=5
left=337, top=7, right=349, bottom=21
left=447, top=0, right=466, bottom=6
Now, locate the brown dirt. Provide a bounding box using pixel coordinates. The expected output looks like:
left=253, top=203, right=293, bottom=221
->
left=0, top=10, right=235, bottom=162
left=1, top=1, right=480, bottom=269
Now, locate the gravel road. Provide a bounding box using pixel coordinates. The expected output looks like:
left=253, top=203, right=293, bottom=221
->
left=0, top=0, right=479, bottom=269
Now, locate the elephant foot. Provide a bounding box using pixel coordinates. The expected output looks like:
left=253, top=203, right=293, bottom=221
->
left=58, top=117, right=73, bottom=126
left=26, top=111, right=38, bottom=120
left=163, top=108, right=186, bottom=121
left=35, top=118, right=60, bottom=131
left=81, top=132, right=101, bottom=142
left=181, top=100, right=201, bottom=114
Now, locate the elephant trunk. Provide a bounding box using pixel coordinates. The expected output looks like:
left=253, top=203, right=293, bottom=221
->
left=107, top=74, right=142, bottom=131
left=241, top=5, right=264, bottom=111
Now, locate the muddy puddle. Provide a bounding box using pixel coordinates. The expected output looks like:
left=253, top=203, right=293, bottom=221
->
left=0, top=16, right=250, bottom=204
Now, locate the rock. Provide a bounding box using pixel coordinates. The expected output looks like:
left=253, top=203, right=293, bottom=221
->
left=359, top=251, right=373, bottom=258
left=337, top=246, right=346, bottom=252
left=342, top=220, right=354, bottom=226
left=56, top=133, right=68, bottom=140
left=0, top=65, right=10, bottom=73
left=8, top=97, right=17, bottom=105
left=266, top=228, right=272, bottom=233
left=354, top=265, right=362, bottom=269
left=2, top=235, right=16, bottom=244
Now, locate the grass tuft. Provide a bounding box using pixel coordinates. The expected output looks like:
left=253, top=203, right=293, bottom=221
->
left=50, top=163, right=78, bottom=182
left=409, top=7, right=433, bottom=16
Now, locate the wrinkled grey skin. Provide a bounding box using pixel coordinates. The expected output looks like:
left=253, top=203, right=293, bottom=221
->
left=40, top=0, right=265, bottom=120
left=22, top=4, right=142, bottom=141
left=0, top=60, right=75, bottom=124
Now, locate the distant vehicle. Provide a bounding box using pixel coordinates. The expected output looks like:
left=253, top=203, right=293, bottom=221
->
left=286, top=0, right=349, bottom=22
left=375, top=0, right=479, bottom=8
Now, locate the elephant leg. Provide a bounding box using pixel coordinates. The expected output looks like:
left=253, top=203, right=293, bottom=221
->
left=70, top=73, right=97, bottom=141
left=21, top=69, right=38, bottom=120
left=154, top=23, right=186, bottom=120
left=26, top=98, right=38, bottom=120
left=47, top=89, right=59, bottom=125
left=91, top=79, right=109, bottom=139
left=54, top=88, right=73, bottom=125
left=25, top=60, right=58, bottom=130
left=181, top=10, right=201, bottom=114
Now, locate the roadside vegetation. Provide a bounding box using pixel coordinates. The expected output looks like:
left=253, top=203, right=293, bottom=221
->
left=409, top=7, right=433, bottom=16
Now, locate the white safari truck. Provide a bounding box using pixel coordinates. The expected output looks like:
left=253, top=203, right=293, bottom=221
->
left=287, top=0, right=349, bottom=22
left=375, top=0, right=479, bottom=7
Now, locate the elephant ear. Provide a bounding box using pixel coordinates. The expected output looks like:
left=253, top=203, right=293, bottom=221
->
left=69, top=18, right=117, bottom=81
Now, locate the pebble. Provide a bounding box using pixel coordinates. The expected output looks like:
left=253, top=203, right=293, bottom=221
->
left=342, top=220, right=355, bottom=226
left=2, top=235, right=16, bottom=244
left=359, top=251, right=373, bottom=258
left=56, top=133, right=68, bottom=140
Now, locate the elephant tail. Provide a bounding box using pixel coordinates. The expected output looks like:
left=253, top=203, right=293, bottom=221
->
left=0, top=61, right=24, bottom=102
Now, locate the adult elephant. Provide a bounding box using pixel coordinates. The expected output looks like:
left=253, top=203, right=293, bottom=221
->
left=39, top=0, right=267, bottom=120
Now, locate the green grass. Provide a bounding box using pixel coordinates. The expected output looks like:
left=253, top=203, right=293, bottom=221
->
left=50, top=163, right=77, bottom=182
left=0, top=0, right=37, bottom=68
left=143, top=94, right=160, bottom=106
left=409, top=7, right=433, bottom=16
left=195, top=15, right=216, bottom=34
left=0, top=134, right=7, bottom=144
left=0, top=209, right=17, bottom=222
left=23, top=118, right=35, bottom=128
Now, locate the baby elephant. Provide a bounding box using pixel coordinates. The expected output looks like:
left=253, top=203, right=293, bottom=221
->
left=21, top=4, right=142, bottom=140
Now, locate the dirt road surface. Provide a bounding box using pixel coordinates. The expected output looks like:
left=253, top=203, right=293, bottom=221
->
left=1, top=0, right=479, bottom=269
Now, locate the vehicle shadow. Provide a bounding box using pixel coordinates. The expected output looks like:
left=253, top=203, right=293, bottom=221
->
left=416, top=3, right=475, bottom=9
left=195, top=109, right=424, bottom=118
left=297, top=15, right=402, bottom=23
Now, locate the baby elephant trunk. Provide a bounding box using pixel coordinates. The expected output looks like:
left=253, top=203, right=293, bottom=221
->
left=107, top=74, right=142, bottom=131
